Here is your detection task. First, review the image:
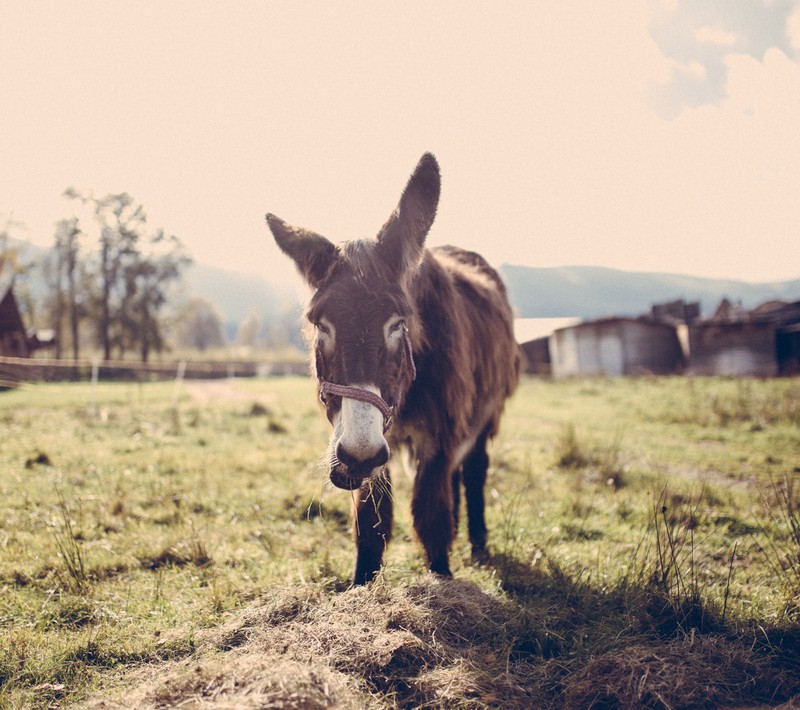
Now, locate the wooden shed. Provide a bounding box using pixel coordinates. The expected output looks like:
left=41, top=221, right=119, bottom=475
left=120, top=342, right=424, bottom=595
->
left=550, top=318, right=684, bottom=378
left=685, top=300, right=800, bottom=376
left=686, top=321, right=777, bottom=376
left=515, top=318, right=580, bottom=375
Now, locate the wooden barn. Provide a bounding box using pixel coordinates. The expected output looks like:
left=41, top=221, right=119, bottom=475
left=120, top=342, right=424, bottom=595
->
left=776, top=308, right=800, bottom=375
left=686, top=300, right=800, bottom=376
left=0, top=277, right=54, bottom=358
left=515, top=318, right=579, bottom=375
left=0, top=278, right=31, bottom=357
left=686, top=321, right=777, bottom=376
left=550, top=317, right=684, bottom=378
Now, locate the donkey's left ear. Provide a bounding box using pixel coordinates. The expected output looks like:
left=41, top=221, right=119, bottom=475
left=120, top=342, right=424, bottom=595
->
left=266, top=213, right=338, bottom=289
left=376, top=153, right=440, bottom=274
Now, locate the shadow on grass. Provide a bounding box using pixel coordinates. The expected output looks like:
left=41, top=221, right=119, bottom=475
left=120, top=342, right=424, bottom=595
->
left=479, top=548, right=800, bottom=709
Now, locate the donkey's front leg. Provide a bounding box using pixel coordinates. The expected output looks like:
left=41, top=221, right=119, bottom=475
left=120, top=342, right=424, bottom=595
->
left=411, top=451, right=455, bottom=577
left=352, top=468, right=393, bottom=585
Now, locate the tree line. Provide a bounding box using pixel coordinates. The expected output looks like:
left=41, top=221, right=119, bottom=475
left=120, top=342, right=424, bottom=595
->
left=2, top=191, right=308, bottom=362
left=1, top=191, right=228, bottom=362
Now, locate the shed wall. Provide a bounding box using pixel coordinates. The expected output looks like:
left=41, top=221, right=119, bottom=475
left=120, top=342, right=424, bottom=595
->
left=687, top=323, right=777, bottom=376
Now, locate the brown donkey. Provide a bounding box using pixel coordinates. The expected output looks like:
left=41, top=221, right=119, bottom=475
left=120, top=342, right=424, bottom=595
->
left=266, top=153, right=520, bottom=585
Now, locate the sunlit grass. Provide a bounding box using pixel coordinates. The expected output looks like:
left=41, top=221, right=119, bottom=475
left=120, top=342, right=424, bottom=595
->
left=1, top=376, right=799, bottom=707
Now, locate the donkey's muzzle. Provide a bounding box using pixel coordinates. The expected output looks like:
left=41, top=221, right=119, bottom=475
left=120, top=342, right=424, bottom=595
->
left=330, top=442, right=390, bottom=490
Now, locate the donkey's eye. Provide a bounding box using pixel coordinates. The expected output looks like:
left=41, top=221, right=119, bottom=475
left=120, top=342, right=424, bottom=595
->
left=315, top=322, right=331, bottom=336
left=390, top=320, right=406, bottom=334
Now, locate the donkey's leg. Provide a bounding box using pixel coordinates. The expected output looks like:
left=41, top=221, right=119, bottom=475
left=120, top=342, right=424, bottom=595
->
left=451, top=467, right=462, bottom=532
left=462, top=427, right=491, bottom=561
left=411, top=451, right=455, bottom=577
left=352, top=468, right=393, bottom=586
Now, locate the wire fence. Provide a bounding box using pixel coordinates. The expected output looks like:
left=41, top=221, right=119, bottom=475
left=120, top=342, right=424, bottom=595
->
left=0, top=355, right=308, bottom=389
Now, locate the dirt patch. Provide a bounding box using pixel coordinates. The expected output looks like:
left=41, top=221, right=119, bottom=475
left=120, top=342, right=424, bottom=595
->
left=183, top=380, right=259, bottom=404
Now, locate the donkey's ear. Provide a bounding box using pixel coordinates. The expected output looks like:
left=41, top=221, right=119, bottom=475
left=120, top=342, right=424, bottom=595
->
left=376, top=153, right=440, bottom=274
left=266, top=213, right=338, bottom=288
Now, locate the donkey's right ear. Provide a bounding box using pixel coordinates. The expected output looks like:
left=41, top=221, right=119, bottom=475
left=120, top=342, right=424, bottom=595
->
left=266, top=213, right=338, bottom=288
left=376, top=153, right=440, bottom=277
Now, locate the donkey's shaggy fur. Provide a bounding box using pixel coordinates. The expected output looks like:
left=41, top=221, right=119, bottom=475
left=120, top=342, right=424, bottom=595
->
left=267, top=153, right=520, bottom=584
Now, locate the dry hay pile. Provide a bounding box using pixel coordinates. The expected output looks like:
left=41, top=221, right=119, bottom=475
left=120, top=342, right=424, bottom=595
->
left=84, top=577, right=549, bottom=709
left=563, top=633, right=800, bottom=709
left=84, top=576, right=800, bottom=709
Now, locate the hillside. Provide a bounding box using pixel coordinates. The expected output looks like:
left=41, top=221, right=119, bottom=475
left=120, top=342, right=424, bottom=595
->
left=189, top=262, right=800, bottom=325
left=187, top=262, right=800, bottom=325
left=500, top=264, right=800, bottom=319
left=8, top=237, right=800, bottom=327
left=183, top=261, right=301, bottom=336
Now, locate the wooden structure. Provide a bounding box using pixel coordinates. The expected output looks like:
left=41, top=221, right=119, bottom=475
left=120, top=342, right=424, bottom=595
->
left=686, top=299, right=800, bottom=376
left=550, top=318, right=684, bottom=378
left=0, top=278, right=31, bottom=357
left=686, top=321, right=777, bottom=376
left=515, top=318, right=579, bottom=375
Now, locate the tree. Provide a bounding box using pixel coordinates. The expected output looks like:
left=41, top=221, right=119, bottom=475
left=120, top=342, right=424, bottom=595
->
left=63, top=190, right=189, bottom=362
left=93, top=193, right=145, bottom=360
left=0, top=213, right=37, bottom=327
left=172, top=297, right=226, bottom=352
left=235, top=311, right=262, bottom=350
left=119, top=231, right=191, bottom=362
left=49, top=217, right=84, bottom=359
left=63, top=190, right=146, bottom=360
left=0, top=213, right=26, bottom=277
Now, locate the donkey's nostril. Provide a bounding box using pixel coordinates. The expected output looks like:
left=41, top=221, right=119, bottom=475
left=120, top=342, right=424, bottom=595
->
left=373, top=443, right=390, bottom=468
left=335, top=441, right=389, bottom=474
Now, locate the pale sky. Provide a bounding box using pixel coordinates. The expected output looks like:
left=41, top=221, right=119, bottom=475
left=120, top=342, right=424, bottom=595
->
left=2, top=1, right=800, bottom=284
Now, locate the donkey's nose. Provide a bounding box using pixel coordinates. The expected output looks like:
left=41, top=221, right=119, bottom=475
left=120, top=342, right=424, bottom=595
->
left=335, top=440, right=389, bottom=476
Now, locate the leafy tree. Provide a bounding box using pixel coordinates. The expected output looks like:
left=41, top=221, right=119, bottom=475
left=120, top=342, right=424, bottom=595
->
left=235, top=311, right=262, bottom=349
left=63, top=190, right=190, bottom=361
left=0, top=213, right=26, bottom=277
left=64, top=190, right=146, bottom=360
left=119, top=231, right=191, bottom=362
left=0, top=213, right=38, bottom=327
left=172, top=297, right=226, bottom=352
left=92, top=193, right=145, bottom=360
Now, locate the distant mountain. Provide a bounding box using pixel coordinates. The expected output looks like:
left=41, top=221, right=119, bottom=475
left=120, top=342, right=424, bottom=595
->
left=8, top=236, right=800, bottom=329
left=188, top=262, right=800, bottom=328
left=500, top=264, right=800, bottom=320
left=184, top=262, right=300, bottom=326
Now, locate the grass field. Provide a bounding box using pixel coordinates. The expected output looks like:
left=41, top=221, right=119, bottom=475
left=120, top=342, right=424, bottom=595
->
left=1, top=375, right=800, bottom=708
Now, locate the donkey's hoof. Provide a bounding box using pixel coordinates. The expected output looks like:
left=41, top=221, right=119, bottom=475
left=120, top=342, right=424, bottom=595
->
left=429, top=562, right=453, bottom=578
left=471, top=546, right=491, bottom=565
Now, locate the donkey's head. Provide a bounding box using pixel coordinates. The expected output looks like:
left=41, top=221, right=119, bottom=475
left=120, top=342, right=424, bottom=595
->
left=267, top=153, right=440, bottom=490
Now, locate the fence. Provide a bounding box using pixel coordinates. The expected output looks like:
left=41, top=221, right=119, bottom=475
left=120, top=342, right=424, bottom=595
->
left=0, top=355, right=308, bottom=389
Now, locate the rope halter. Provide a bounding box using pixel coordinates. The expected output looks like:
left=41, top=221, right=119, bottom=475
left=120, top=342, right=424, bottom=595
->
left=319, top=326, right=416, bottom=433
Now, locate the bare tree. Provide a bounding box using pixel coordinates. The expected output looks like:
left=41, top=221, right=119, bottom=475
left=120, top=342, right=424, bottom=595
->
left=50, top=218, right=84, bottom=359
left=64, top=190, right=146, bottom=360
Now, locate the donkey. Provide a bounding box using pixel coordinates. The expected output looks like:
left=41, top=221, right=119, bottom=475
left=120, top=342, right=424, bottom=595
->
left=266, top=153, right=520, bottom=585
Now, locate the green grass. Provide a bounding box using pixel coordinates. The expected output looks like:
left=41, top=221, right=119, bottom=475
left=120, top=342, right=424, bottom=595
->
left=1, top=376, right=799, bottom=707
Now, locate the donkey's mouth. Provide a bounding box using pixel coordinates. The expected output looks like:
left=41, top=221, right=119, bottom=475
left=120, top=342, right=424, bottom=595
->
left=329, top=466, right=365, bottom=490
left=329, top=459, right=385, bottom=490
left=329, top=444, right=389, bottom=490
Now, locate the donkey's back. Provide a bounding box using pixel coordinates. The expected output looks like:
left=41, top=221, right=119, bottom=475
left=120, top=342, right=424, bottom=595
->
left=400, top=244, right=519, bottom=450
